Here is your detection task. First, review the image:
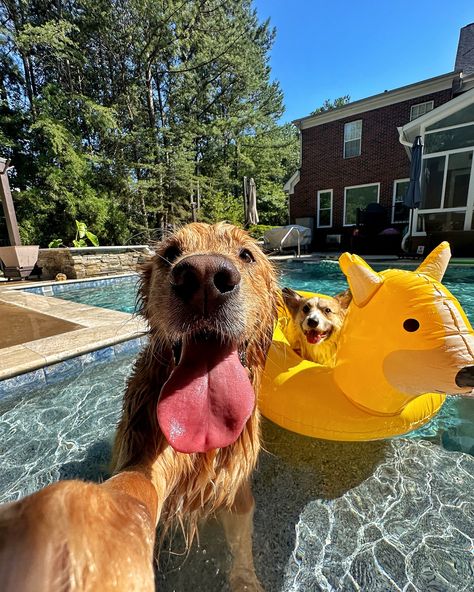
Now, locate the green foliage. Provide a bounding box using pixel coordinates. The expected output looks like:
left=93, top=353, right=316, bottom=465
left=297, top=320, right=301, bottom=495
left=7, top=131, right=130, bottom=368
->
left=247, top=224, right=274, bottom=240
left=311, top=95, right=351, bottom=115
left=199, top=192, right=244, bottom=226
left=73, top=220, right=99, bottom=247
left=48, top=238, right=64, bottom=248
left=0, top=0, right=297, bottom=245
left=48, top=220, right=99, bottom=248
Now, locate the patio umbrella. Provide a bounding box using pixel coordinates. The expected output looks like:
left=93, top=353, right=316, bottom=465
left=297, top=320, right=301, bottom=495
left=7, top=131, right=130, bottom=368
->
left=401, top=136, right=423, bottom=253
left=244, top=177, right=259, bottom=225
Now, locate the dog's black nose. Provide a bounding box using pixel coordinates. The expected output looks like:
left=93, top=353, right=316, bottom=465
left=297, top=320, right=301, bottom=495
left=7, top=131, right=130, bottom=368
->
left=307, top=318, right=319, bottom=328
left=455, top=365, right=474, bottom=388
left=171, top=254, right=241, bottom=312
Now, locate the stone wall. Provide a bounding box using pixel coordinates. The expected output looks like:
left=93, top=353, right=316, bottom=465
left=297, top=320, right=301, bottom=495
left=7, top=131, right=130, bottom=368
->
left=37, top=246, right=154, bottom=280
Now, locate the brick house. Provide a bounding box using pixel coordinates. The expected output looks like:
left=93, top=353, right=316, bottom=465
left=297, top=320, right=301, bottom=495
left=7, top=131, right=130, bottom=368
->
left=286, top=24, right=474, bottom=255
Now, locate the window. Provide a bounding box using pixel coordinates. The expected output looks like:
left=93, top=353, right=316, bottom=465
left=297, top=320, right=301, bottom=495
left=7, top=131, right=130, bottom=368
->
left=410, top=101, right=434, bottom=121
left=426, top=103, right=474, bottom=131
left=344, top=183, right=380, bottom=226
left=392, top=179, right=410, bottom=223
left=344, top=120, right=362, bottom=158
left=420, top=152, right=473, bottom=210
left=317, top=190, right=333, bottom=227
left=415, top=150, right=474, bottom=234
left=424, top=125, right=474, bottom=154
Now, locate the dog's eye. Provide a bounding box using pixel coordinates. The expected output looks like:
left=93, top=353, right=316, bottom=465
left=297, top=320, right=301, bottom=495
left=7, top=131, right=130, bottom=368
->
left=302, top=304, right=310, bottom=314
left=163, top=245, right=181, bottom=264
left=324, top=307, right=332, bottom=314
left=239, top=248, right=255, bottom=263
left=403, top=318, right=420, bottom=332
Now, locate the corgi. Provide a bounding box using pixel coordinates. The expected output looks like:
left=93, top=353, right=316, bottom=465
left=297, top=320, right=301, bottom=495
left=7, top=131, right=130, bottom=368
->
left=282, top=287, right=351, bottom=366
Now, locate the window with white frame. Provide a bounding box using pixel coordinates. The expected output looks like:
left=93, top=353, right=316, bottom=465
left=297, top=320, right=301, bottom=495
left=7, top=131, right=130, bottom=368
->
left=344, top=120, right=362, bottom=158
left=410, top=101, right=434, bottom=121
left=416, top=150, right=474, bottom=232
left=344, top=183, right=380, bottom=225
left=392, top=179, right=410, bottom=223
left=317, top=189, right=333, bottom=227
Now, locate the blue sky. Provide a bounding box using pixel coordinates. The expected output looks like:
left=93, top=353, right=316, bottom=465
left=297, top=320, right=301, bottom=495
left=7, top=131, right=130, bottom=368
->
left=253, top=0, right=474, bottom=123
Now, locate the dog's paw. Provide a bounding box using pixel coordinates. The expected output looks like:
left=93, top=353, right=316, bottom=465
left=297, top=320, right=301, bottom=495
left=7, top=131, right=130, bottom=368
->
left=229, top=570, right=265, bottom=592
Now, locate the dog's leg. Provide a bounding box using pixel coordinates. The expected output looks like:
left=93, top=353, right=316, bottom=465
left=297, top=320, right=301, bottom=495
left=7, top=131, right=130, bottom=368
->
left=219, top=480, right=263, bottom=592
left=0, top=471, right=162, bottom=592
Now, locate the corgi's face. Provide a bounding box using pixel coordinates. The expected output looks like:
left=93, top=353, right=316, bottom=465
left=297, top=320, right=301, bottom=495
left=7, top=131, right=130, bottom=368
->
left=282, top=288, right=351, bottom=345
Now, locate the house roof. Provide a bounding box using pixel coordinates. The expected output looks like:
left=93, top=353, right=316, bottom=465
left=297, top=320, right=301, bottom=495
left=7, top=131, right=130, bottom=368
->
left=293, top=71, right=461, bottom=130
left=398, top=85, right=474, bottom=145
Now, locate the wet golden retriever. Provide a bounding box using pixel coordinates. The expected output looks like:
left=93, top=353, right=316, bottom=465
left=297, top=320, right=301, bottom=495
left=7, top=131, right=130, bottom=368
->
left=0, top=222, right=278, bottom=592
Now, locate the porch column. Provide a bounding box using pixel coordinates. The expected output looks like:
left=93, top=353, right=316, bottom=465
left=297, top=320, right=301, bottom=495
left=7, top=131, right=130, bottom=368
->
left=0, top=157, right=22, bottom=246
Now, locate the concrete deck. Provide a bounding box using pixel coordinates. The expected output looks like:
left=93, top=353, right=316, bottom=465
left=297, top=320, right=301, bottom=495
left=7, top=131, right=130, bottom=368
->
left=0, top=278, right=147, bottom=380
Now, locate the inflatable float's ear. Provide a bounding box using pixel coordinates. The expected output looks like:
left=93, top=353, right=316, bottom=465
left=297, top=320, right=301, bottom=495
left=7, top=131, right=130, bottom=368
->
left=339, top=253, right=383, bottom=307
left=415, top=241, right=451, bottom=282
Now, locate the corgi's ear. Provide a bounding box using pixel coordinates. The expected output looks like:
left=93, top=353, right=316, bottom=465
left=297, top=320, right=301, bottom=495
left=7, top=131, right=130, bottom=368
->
left=334, top=289, right=352, bottom=310
left=339, top=253, right=383, bottom=307
left=282, top=287, right=302, bottom=313
left=416, top=241, right=451, bottom=282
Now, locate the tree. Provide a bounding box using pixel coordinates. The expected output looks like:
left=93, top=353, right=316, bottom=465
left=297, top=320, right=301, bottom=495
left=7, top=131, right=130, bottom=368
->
left=0, top=0, right=295, bottom=245
left=311, top=95, right=351, bottom=115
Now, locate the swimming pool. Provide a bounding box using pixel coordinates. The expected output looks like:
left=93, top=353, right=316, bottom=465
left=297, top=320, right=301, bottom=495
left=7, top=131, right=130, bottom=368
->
left=31, top=261, right=474, bottom=456
left=3, top=260, right=473, bottom=590
left=0, top=348, right=472, bottom=591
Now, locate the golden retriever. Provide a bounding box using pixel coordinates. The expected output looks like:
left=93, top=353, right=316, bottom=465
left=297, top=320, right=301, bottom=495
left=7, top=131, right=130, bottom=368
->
left=0, top=222, right=278, bottom=592
left=282, top=287, right=351, bottom=366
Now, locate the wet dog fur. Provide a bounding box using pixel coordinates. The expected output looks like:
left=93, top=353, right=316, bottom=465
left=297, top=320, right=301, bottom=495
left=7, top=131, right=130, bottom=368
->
left=282, top=287, right=351, bottom=366
left=0, top=222, right=278, bottom=592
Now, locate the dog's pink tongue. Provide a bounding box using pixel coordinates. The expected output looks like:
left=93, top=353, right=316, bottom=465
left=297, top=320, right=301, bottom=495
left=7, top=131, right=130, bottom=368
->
left=306, top=330, right=324, bottom=344
left=157, top=339, right=254, bottom=454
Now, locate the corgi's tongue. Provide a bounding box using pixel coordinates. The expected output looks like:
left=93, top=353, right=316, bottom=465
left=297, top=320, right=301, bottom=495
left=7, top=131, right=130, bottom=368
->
left=306, top=330, right=327, bottom=344
left=157, top=338, right=254, bottom=454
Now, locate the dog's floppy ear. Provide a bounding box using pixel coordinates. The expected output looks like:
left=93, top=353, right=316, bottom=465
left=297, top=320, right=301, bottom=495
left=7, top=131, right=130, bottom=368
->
left=282, top=287, right=302, bottom=313
left=334, top=289, right=352, bottom=310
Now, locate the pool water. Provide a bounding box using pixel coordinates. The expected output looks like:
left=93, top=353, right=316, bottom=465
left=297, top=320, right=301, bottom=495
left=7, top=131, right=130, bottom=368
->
left=2, top=261, right=473, bottom=590
left=0, top=352, right=473, bottom=591
left=50, top=262, right=474, bottom=456
left=56, top=275, right=139, bottom=314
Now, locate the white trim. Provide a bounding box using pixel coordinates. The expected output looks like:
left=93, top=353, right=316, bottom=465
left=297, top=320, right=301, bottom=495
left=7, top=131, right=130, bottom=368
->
left=283, top=170, right=300, bottom=195
left=317, top=189, right=333, bottom=228
left=392, top=178, right=410, bottom=223
left=343, top=182, right=381, bottom=226
left=413, top=148, right=474, bottom=234
left=423, top=146, right=474, bottom=158
left=295, top=72, right=459, bottom=130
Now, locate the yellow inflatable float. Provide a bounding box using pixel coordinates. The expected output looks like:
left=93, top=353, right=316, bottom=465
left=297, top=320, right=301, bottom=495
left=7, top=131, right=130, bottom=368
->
left=260, top=242, right=474, bottom=441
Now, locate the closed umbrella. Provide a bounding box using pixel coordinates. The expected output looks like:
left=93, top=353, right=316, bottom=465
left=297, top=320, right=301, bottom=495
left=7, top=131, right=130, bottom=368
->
left=401, top=136, right=423, bottom=253
left=247, top=177, right=259, bottom=225
left=243, top=177, right=259, bottom=225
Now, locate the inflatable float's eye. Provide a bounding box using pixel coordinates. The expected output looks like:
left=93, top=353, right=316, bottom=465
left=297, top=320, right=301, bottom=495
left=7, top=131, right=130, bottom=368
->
left=303, top=304, right=310, bottom=314
left=403, top=318, right=420, bottom=332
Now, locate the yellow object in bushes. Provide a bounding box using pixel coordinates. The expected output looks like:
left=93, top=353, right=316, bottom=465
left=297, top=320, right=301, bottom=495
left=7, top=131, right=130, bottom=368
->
left=260, top=242, right=474, bottom=441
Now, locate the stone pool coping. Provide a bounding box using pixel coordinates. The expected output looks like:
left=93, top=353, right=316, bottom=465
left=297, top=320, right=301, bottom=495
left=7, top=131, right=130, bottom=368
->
left=0, top=274, right=147, bottom=381
left=0, top=336, right=146, bottom=400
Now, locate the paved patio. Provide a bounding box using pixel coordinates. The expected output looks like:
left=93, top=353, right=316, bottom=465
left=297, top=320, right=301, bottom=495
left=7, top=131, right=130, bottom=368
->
left=0, top=279, right=146, bottom=380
